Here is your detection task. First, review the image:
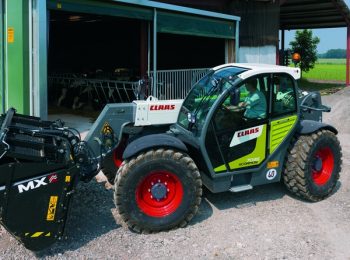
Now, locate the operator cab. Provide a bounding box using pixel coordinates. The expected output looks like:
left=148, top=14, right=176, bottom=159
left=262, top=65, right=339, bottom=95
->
left=176, top=64, right=300, bottom=187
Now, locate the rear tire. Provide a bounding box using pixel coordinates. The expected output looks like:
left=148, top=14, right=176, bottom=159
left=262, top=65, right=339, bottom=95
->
left=283, top=130, right=342, bottom=201
left=114, top=148, right=202, bottom=233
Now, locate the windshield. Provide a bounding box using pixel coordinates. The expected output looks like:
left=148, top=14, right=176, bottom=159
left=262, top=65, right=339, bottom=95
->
left=178, top=66, right=248, bottom=133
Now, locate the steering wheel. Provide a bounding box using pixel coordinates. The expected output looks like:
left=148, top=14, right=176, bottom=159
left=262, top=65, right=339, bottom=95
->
left=281, top=91, right=294, bottom=108
left=222, top=104, right=245, bottom=113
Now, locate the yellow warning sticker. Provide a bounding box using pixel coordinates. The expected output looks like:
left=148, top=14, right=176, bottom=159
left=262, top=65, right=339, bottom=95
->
left=31, top=232, right=44, bottom=238
left=7, top=27, right=14, bottom=43
left=46, top=196, right=58, bottom=221
left=25, top=232, right=51, bottom=238
left=101, top=122, right=113, bottom=135
left=65, top=175, right=71, bottom=183
left=267, top=161, right=279, bottom=169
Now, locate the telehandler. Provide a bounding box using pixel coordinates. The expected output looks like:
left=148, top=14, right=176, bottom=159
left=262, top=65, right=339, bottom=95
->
left=0, top=64, right=342, bottom=250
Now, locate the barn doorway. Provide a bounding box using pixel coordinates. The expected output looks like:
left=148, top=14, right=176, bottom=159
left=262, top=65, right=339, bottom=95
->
left=32, top=1, right=239, bottom=119
left=47, top=10, right=143, bottom=117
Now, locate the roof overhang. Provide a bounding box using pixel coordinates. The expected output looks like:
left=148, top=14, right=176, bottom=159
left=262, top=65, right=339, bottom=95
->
left=280, top=0, right=350, bottom=30
left=111, top=0, right=240, bottom=21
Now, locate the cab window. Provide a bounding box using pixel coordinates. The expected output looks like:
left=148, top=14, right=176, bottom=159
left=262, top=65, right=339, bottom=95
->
left=213, top=75, right=269, bottom=131
left=272, top=74, right=297, bottom=116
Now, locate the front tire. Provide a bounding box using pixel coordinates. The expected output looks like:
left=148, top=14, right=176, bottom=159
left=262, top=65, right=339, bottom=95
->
left=114, top=148, right=202, bottom=233
left=283, top=130, right=342, bottom=201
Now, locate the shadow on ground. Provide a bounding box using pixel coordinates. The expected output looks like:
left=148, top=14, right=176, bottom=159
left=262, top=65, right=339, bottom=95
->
left=204, top=182, right=287, bottom=211
left=188, top=196, right=213, bottom=226
left=36, top=180, right=119, bottom=256
left=36, top=177, right=335, bottom=256
left=36, top=179, right=215, bottom=256
left=283, top=180, right=342, bottom=203
left=204, top=179, right=342, bottom=212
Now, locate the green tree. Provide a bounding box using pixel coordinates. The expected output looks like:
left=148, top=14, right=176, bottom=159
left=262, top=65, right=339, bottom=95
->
left=290, top=29, right=320, bottom=73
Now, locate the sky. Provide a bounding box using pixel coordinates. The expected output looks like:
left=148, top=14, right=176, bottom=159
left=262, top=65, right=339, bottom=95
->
left=283, top=0, right=350, bottom=54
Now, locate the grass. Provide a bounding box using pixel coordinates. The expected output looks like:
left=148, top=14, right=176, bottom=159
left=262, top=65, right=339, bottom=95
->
left=317, top=58, right=346, bottom=64
left=288, top=58, right=347, bottom=95
left=300, top=58, right=346, bottom=82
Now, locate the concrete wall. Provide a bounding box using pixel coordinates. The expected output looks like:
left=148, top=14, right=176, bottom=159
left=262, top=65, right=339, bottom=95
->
left=239, top=45, right=276, bottom=64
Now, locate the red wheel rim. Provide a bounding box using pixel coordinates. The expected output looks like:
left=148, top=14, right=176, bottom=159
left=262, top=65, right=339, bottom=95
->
left=312, top=147, right=334, bottom=186
left=136, top=170, right=184, bottom=218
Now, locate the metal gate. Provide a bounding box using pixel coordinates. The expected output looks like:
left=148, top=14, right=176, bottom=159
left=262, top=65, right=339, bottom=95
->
left=150, top=68, right=209, bottom=100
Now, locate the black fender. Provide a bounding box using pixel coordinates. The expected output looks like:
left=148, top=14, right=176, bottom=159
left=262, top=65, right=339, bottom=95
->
left=123, top=133, right=188, bottom=160
left=297, top=120, right=338, bottom=135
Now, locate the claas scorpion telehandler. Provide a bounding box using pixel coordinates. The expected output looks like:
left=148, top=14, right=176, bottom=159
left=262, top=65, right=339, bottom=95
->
left=0, top=64, right=342, bottom=250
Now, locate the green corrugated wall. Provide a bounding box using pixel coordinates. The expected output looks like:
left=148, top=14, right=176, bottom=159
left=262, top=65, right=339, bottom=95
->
left=3, top=0, right=30, bottom=114
left=0, top=0, right=4, bottom=113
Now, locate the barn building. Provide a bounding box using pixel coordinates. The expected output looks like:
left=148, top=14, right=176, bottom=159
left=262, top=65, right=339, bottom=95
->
left=0, top=0, right=349, bottom=118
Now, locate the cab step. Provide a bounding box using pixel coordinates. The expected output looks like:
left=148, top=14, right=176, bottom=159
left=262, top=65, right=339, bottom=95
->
left=229, top=184, right=253, bottom=193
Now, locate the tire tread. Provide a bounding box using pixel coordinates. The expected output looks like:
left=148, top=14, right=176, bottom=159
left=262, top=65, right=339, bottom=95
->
left=114, top=149, right=202, bottom=233
left=283, top=130, right=342, bottom=202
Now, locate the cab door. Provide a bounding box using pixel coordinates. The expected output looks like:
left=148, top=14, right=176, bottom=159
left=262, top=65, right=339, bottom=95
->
left=269, top=73, right=298, bottom=155
left=204, top=74, right=270, bottom=174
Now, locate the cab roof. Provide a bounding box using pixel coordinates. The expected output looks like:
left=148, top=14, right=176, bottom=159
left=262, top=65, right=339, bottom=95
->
left=213, top=63, right=301, bottom=80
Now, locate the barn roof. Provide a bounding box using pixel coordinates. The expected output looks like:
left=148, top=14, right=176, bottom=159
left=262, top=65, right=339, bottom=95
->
left=280, top=0, right=350, bottom=29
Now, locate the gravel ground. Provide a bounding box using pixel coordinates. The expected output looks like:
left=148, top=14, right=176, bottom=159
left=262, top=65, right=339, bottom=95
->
left=1, top=88, right=350, bottom=259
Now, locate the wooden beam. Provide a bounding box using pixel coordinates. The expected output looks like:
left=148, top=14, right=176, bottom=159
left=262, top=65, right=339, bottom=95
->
left=281, top=3, right=334, bottom=12
left=282, top=16, right=344, bottom=24
left=281, top=21, right=347, bottom=29
left=280, top=10, right=339, bottom=18
left=331, top=0, right=350, bottom=24
left=279, top=0, right=287, bottom=6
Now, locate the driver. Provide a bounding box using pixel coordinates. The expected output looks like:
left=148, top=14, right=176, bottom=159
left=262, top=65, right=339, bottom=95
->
left=239, top=78, right=267, bottom=119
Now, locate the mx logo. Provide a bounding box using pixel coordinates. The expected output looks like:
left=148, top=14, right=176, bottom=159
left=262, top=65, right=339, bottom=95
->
left=17, top=177, right=47, bottom=194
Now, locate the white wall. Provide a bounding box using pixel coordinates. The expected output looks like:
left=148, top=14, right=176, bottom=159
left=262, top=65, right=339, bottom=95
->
left=238, top=45, right=276, bottom=64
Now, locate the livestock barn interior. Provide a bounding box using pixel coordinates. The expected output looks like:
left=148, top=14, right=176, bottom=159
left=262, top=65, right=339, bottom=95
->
left=48, top=11, right=141, bottom=115
left=47, top=10, right=225, bottom=115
